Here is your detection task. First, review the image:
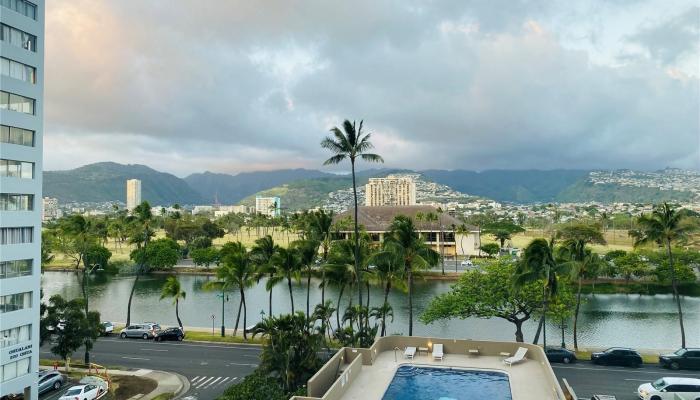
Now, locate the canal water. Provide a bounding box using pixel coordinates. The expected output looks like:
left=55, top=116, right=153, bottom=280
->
left=41, top=271, right=699, bottom=350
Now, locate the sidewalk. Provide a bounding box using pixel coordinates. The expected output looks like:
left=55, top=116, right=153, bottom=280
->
left=40, top=366, right=189, bottom=400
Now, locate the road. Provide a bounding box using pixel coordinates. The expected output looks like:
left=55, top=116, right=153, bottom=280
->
left=40, top=336, right=261, bottom=400
left=41, top=338, right=699, bottom=400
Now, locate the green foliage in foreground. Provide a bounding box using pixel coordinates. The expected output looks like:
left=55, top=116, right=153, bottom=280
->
left=218, top=370, right=306, bottom=400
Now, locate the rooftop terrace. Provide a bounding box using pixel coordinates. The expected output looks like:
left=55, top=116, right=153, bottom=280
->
left=291, top=336, right=572, bottom=400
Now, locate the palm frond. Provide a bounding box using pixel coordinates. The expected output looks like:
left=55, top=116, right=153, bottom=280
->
left=360, top=153, right=384, bottom=163
left=323, top=154, right=347, bottom=165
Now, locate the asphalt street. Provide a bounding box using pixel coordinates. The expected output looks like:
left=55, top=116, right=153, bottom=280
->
left=40, top=336, right=261, bottom=400
left=40, top=337, right=700, bottom=400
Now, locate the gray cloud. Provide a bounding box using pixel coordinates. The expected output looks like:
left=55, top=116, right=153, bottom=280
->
left=44, top=1, right=699, bottom=175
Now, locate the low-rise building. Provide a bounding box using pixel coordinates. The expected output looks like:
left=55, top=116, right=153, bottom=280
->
left=334, top=205, right=480, bottom=257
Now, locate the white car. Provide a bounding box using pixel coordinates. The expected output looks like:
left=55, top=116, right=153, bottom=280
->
left=58, top=384, right=105, bottom=400
left=460, top=260, right=473, bottom=267
left=637, top=377, right=700, bottom=400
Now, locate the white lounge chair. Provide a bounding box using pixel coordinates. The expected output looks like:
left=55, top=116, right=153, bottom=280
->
left=503, top=347, right=528, bottom=366
left=433, top=344, right=444, bottom=361
left=404, top=346, right=416, bottom=359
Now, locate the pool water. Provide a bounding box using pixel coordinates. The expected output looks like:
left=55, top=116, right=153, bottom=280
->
left=381, top=365, right=512, bottom=400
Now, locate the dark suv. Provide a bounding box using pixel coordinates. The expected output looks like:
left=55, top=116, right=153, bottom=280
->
left=591, top=347, right=642, bottom=367
left=659, top=348, right=700, bottom=370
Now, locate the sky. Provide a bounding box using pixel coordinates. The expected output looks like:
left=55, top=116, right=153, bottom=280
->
left=44, top=0, right=700, bottom=176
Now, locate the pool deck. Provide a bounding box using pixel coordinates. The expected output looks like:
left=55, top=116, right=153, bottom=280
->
left=341, top=351, right=559, bottom=400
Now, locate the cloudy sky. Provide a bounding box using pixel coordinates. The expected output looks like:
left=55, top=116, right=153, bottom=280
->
left=44, top=0, right=699, bottom=176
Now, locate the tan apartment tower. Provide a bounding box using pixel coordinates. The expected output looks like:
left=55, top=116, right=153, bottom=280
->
left=365, top=175, right=416, bottom=206
left=126, top=179, right=142, bottom=211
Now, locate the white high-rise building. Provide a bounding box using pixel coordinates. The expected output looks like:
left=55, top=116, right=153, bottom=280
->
left=41, top=196, right=60, bottom=221
left=255, top=196, right=280, bottom=217
left=126, top=179, right=141, bottom=211
left=0, top=1, right=43, bottom=398
left=365, top=175, right=416, bottom=207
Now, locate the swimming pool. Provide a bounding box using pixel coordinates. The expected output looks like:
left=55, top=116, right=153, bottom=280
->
left=381, top=365, right=513, bottom=400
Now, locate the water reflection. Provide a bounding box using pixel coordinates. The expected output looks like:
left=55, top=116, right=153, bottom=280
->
left=41, top=271, right=699, bottom=350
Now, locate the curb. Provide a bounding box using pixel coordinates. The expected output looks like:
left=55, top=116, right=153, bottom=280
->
left=171, top=371, right=190, bottom=400
left=181, top=339, right=263, bottom=347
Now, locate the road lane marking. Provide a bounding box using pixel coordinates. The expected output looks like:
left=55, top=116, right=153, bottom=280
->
left=140, top=348, right=168, bottom=352
left=624, top=378, right=652, bottom=382
left=121, top=356, right=150, bottom=361
left=227, top=362, right=257, bottom=367
left=98, top=338, right=260, bottom=351
left=219, top=377, right=230, bottom=385
left=552, top=365, right=699, bottom=377
left=204, top=377, right=222, bottom=388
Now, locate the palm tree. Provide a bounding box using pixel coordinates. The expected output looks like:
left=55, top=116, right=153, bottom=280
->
left=515, top=238, right=565, bottom=349
left=160, top=276, right=186, bottom=329
left=557, top=223, right=606, bottom=350
left=211, top=242, right=255, bottom=339
left=631, top=202, right=696, bottom=348
left=250, top=235, right=280, bottom=316
left=126, top=201, right=153, bottom=327
left=308, top=210, right=334, bottom=304
left=292, top=239, right=321, bottom=317
left=321, top=119, right=383, bottom=334
left=384, top=215, right=439, bottom=336
left=272, top=247, right=303, bottom=314
left=369, top=241, right=405, bottom=336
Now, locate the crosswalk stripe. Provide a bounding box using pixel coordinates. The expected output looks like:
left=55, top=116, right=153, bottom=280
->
left=219, top=377, right=230, bottom=385
left=191, top=376, right=200, bottom=383
left=196, top=376, right=215, bottom=388
left=204, top=377, right=222, bottom=388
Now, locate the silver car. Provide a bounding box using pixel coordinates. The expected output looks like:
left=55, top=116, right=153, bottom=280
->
left=38, top=370, right=65, bottom=394
left=119, top=323, right=161, bottom=339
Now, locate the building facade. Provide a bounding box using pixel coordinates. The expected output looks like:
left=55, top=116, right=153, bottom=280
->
left=126, top=178, right=141, bottom=211
left=0, top=1, right=43, bottom=398
left=255, top=196, right=280, bottom=217
left=41, top=196, right=59, bottom=221
left=214, top=204, right=250, bottom=218
left=365, top=175, right=416, bottom=207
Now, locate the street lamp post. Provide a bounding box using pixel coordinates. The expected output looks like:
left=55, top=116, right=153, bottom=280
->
left=83, top=263, right=103, bottom=365
left=216, top=290, right=229, bottom=337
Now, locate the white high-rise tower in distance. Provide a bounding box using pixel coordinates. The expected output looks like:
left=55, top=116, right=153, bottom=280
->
left=126, top=179, right=142, bottom=211
left=0, top=1, right=44, bottom=399
left=365, top=175, right=416, bottom=207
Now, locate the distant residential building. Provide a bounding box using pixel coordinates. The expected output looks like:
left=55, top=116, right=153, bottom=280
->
left=126, top=179, right=141, bottom=211
left=192, top=205, right=214, bottom=215
left=42, top=197, right=61, bottom=221
left=365, top=175, right=416, bottom=207
left=214, top=205, right=250, bottom=218
left=256, top=196, right=281, bottom=217
left=334, top=205, right=481, bottom=256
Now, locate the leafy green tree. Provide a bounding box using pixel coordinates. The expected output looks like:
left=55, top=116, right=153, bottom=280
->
left=631, top=202, right=697, bottom=348
left=480, top=243, right=500, bottom=258
left=321, top=119, right=384, bottom=334
left=41, top=230, right=56, bottom=270
left=219, top=370, right=305, bottom=400
left=190, top=246, right=219, bottom=269
left=130, top=238, right=180, bottom=271
left=160, top=276, right=187, bottom=329
left=385, top=215, right=439, bottom=336
left=251, top=235, right=281, bottom=316
left=422, top=261, right=543, bottom=342
left=83, top=244, right=112, bottom=269
left=55, top=215, right=97, bottom=269
left=271, top=247, right=303, bottom=314
left=251, top=312, right=324, bottom=392
left=483, top=221, right=525, bottom=249
left=190, top=236, right=213, bottom=250
left=201, top=219, right=225, bottom=239
left=41, top=295, right=101, bottom=362
left=614, top=252, right=651, bottom=284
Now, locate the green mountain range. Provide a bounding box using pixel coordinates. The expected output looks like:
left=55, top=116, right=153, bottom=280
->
left=42, top=162, right=696, bottom=207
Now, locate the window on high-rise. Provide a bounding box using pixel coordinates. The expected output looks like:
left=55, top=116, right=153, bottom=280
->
left=0, top=194, right=33, bottom=211
left=0, top=57, right=36, bottom=84
left=0, top=159, right=34, bottom=179
left=0, top=227, right=33, bottom=244
left=0, top=23, right=36, bottom=52
left=0, top=292, right=32, bottom=313
left=0, top=125, right=34, bottom=147
left=0, top=259, right=32, bottom=279
left=0, top=0, right=37, bottom=20
left=0, top=91, right=35, bottom=115
left=0, top=324, right=31, bottom=348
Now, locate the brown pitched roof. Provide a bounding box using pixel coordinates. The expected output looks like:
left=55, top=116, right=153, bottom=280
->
left=333, top=205, right=478, bottom=232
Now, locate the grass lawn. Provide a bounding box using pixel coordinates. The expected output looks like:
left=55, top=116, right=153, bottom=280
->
left=482, top=228, right=637, bottom=254
left=574, top=350, right=659, bottom=364
left=184, top=330, right=264, bottom=345
left=111, top=375, right=158, bottom=400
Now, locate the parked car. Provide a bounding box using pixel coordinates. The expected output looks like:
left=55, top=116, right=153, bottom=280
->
left=460, top=259, right=473, bottom=267
left=101, top=322, right=114, bottom=336
left=659, top=348, right=700, bottom=370
left=120, top=323, right=161, bottom=339
left=637, top=377, right=700, bottom=400
left=58, top=384, right=104, bottom=400
left=545, top=347, right=577, bottom=364
left=154, top=327, right=185, bottom=342
left=591, top=347, right=642, bottom=367
left=38, top=371, right=65, bottom=394
left=590, top=396, right=616, bottom=400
